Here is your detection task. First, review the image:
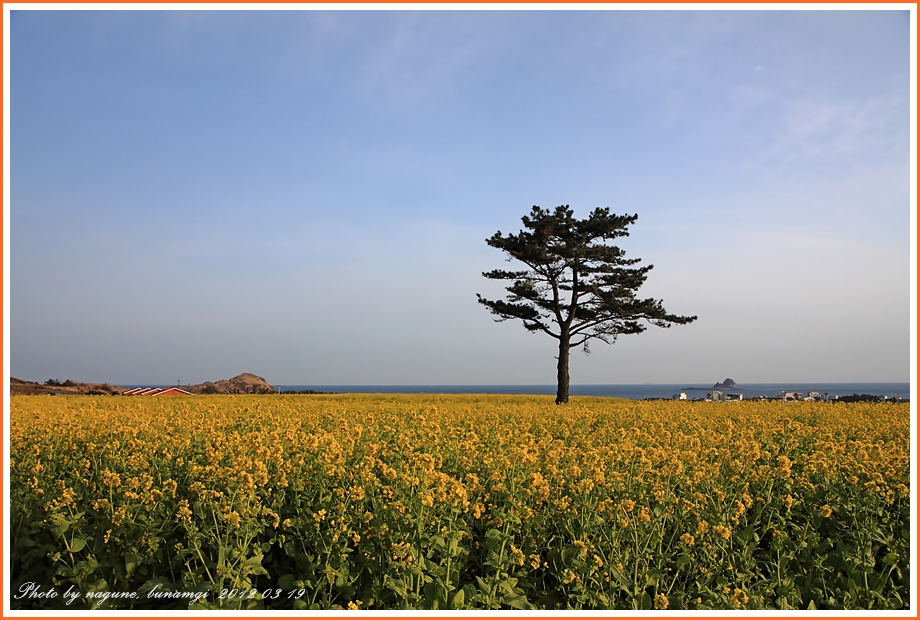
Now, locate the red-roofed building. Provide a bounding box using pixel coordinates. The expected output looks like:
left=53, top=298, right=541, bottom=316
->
left=123, top=387, right=193, bottom=396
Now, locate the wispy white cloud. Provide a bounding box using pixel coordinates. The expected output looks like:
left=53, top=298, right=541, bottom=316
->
left=770, top=96, right=907, bottom=160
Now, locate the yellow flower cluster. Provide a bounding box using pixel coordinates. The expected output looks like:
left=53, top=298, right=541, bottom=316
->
left=9, top=393, right=910, bottom=610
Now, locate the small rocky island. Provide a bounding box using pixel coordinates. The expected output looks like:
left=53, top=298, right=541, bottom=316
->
left=187, top=373, right=275, bottom=394
left=713, top=378, right=737, bottom=389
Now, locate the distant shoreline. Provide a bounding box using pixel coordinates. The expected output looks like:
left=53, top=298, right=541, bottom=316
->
left=12, top=379, right=910, bottom=401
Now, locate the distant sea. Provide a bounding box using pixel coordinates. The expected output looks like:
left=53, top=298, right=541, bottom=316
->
left=275, top=383, right=911, bottom=401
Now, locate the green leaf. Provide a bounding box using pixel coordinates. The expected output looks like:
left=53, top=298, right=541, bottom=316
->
left=561, top=546, right=580, bottom=564
left=483, top=529, right=509, bottom=552
left=384, top=575, right=408, bottom=598
left=504, top=594, right=533, bottom=609
left=423, top=581, right=447, bottom=609
left=638, top=592, right=652, bottom=610
left=882, top=552, right=900, bottom=565
left=240, top=553, right=268, bottom=577
left=608, top=563, right=631, bottom=589
left=277, top=574, right=296, bottom=590
left=644, top=568, right=664, bottom=587
left=48, top=513, right=71, bottom=539
left=460, top=583, right=478, bottom=606
left=497, top=578, right=519, bottom=594
left=123, top=553, right=144, bottom=578
left=449, top=588, right=465, bottom=609
left=68, top=537, right=87, bottom=553
left=740, top=525, right=755, bottom=543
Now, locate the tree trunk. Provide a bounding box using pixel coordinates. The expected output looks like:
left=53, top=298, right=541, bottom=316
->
left=555, top=335, right=570, bottom=405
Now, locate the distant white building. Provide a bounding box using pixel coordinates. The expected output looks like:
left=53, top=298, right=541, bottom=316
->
left=707, top=391, right=743, bottom=402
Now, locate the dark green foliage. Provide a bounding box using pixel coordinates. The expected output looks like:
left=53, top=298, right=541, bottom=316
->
left=834, top=394, right=901, bottom=403
left=478, top=206, right=696, bottom=403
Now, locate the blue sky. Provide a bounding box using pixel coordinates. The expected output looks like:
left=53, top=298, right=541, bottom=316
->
left=9, top=8, right=913, bottom=385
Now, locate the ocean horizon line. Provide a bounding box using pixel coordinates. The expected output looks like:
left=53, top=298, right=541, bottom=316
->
left=122, top=381, right=911, bottom=400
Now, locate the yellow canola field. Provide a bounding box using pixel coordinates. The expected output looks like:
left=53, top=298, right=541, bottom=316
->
left=10, top=394, right=911, bottom=610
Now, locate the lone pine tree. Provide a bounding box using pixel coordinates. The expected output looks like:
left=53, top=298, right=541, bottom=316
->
left=478, top=205, right=697, bottom=404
